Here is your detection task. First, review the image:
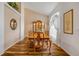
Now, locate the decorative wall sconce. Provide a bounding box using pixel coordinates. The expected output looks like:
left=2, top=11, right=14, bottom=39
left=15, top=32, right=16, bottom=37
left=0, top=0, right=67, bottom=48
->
left=10, top=18, right=17, bottom=30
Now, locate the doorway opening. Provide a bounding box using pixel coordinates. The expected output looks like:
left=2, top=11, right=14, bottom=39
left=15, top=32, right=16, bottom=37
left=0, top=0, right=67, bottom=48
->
left=49, top=12, right=60, bottom=44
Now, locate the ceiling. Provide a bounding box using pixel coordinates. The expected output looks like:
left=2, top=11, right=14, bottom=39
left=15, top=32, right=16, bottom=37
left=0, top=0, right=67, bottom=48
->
left=24, top=2, right=58, bottom=16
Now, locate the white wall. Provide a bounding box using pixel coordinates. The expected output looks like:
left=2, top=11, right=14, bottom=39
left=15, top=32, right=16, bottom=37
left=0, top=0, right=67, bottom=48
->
left=0, top=3, right=21, bottom=55
left=49, top=2, right=79, bottom=56
left=4, top=4, right=21, bottom=50
left=0, top=3, right=5, bottom=55
left=21, top=3, right=25, bottom=40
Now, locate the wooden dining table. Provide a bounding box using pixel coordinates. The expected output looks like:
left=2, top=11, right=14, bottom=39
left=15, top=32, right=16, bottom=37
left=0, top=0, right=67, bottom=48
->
left=28, top=32, right=52, bottom=55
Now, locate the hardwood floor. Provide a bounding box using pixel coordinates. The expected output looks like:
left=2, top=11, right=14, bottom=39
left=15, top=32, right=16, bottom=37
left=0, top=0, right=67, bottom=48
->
left=2, top=37, right=69, bottom=56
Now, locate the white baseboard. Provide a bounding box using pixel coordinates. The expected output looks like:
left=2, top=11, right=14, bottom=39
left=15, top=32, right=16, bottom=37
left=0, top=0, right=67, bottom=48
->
left=0, top=40, right=20, bottom=55
left=52, top=42, right=70, bottom=55
left=0, top=50, right=5, bottom=56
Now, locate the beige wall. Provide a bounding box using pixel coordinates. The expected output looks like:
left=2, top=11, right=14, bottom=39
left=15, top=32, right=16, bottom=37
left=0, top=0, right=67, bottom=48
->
left=4, top=5, right=20, bottom=50
left=24, top=8, right=49, bottom=37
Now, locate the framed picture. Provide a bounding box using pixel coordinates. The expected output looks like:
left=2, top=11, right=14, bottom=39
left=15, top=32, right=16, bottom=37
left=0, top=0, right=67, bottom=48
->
left=63, top=9, right=73, bottom=34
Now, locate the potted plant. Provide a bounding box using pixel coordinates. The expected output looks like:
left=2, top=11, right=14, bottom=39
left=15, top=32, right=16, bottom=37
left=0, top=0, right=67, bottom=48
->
left=8, top=2, right=18, bottom=11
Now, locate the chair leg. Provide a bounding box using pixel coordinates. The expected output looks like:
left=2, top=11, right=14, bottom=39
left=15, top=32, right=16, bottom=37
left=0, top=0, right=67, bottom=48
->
left=49, top=41, right=51, bottom=55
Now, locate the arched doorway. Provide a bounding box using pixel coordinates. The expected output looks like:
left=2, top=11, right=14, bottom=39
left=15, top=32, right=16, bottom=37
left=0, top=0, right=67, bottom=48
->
left=49, top=12, right=60, bottom=44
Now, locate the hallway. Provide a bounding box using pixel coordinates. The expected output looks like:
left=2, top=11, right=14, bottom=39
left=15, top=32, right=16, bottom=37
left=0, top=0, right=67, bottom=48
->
left=1, top=2, right=79, bottom=56
left=2, top=37, right=69, bottom=56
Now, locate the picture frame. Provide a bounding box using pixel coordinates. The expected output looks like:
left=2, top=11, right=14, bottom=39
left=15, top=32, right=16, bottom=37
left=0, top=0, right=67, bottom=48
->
left=63, top=9, right=73, bottom=34
left=10, top=18, right=17, bottom=30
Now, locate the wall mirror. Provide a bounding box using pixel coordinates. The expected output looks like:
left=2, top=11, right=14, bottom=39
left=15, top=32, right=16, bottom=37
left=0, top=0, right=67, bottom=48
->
left=10, top=18, right=17, bottom=30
